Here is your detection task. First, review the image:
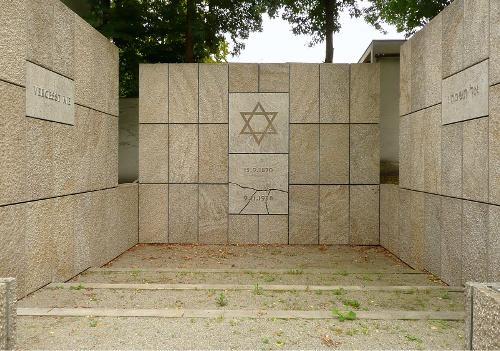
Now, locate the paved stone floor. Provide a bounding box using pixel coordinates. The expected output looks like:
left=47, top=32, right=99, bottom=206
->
left=17, top=245, right=466, bottom=349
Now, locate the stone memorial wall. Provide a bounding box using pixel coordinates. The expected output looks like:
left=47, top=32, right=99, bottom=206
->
left=0, top=0, right=138, bottom=298
left=381, top=0, right=499, bottom=285
left=139, top=63, right=381, bottom=244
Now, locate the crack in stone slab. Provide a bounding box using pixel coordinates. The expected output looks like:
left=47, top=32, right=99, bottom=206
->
left=230, top=183, right=288, bottom=214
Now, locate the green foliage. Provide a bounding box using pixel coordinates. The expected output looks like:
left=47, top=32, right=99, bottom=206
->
left=331, top=308, right=357, bottom=322
left=215, top=292, right=228, bottom=307
left=69, top=284, right=85, bottom=290
left=253, top=283, right=264, bottom=295
left=342, top=298, right=360, bottom=309
left=364, top=0, right=451, bottom=37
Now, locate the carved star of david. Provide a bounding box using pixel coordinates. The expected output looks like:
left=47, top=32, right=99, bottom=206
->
left=239, top=102, right=278, bottom=145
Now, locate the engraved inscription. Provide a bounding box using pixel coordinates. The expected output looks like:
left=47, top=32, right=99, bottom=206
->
left=442, top=60, right=489, bottom=125
left=26, top=62, right=75, bottom=125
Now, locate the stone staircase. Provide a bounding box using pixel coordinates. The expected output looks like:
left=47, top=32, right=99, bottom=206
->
left=15, top=245, right=466, bottom=349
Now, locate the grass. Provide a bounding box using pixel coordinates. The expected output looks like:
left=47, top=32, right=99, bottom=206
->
left=253, top=284, right=264, bottom=295
left=332, top=288, right=346, bottom=296
left=338, top=271, right=349, bottom=276
left=69, top=284, right=85, bottom=291
left=130, top=269, right=141, bottom=278
left=440, top=292, right=451, bottom=300
left=262, top=274, right=275, bottom=283
left=342, top=299, right=361, bottom=309
left=262, top=337, right=270, bottom=345
left=287, top=269, right=303, bottom=275
left=89, top=319, right=98, bottom=328
left=215, top=292, right=228, bottom=307
left=332, top=308, right=357, bottom=322
left=405, top=334, right=423, bottom=343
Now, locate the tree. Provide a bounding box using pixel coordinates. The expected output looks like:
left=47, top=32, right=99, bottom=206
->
left=85, top=0, right=272, bottom=97
left=268, top=0, right=361, bottom=63
left=364, top=0, right=451, bottom=37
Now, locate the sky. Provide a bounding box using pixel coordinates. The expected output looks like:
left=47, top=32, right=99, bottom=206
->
left=229, top=5, right=405, bottom=64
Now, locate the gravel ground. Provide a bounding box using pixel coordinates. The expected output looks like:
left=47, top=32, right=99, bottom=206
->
left=17, top=316, right=465, bottom=350
left=71, top=270, right=446, bottom=286
left=19, top=287, right=464, bottom=312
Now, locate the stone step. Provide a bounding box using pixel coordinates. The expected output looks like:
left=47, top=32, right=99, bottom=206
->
left=17, top=314, right=466, bottom=350
left=72, top=269, right=445, bottom=287
left=19, top=284, right=464, bottom=312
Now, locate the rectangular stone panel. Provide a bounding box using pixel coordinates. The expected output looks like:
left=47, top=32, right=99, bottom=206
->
left=350, top=64, right=380, bottom=123
left=350, top=124, right=380, bottom=184
left=199, top=64, right=228, bottom=123
left=441, top=123, right=463, bottom=197
left=290, top=124, right=319, bottom=184
left=462, top=201, right=489, bottom=284
left=26, top=62, right=75, bottom=125
left=229, top=154, right=288, bottom=214
left=0, top=0, right=26, bottom=86
left=463, top=0, right=489, bottom=69
left=259, top=64, right=289, bottom=93
left=169, top=64, right=198, bottom=123
left=320, top=64, right=349, bottom=123
left=228, top=215, right=258, bottom=244
left=380, top=184, right=399, bottom=256
left=442, top=60, right=489, bottom=125
left=229, top=64, right=258, bottom=93
left=491, top=0, right=500, bottom=85
left=423, top=194, right=441, bottom=277
left=350, top=185, right=379, bottom=245
left=90, top=112, right=118, bottom=190
left=289, top=185, right=319, bottom=244
left=441, top=0, right=464, bottom=78
left=440, top=197, right=462, bottom=286
left=398, top=189, right=412, bottom=267
left=320, top=124, right=349, bottom=184
left=410, top=110, right=424, bottom=191
left=139, top=184, right=168, bottom=243
left=229, top=93, right=289, bottom=153
left=199, top=184, right=228, bottom=244
left=399, top=115, right=411, bottom=189
left=423, top=105, right=442, bottom=194
left=139, top=64, right=168, bottom=123
left=463, top=117, right=489, bottom=202
left=319, top=185, right=349, bottom=245
left=259, top=215, right=288, bottom=244
left=139, top=124, right=168, bottom=183
left=399, top=42, right=412, bottom=116
left=116, top=184, right=139, bottom=253
left=199, top=124, right=228, bottom=183
left=409, top=191, right=425, bottom=270
left=490, top=85, right=500, bottom=205
left=0, top=277, right=16, bottom=350
left=489, top=205, right=500, bottom=281
left=290, top=64, right=319, bottom=123
left=169, top=184, right=198, bottom=243
left=169, top=124, right=198, bottom=183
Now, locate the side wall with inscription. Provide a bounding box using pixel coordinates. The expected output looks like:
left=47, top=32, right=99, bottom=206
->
left=381, top=0, right=499, bottom=285
left=0, top=0, right=138, bottom=298
left=139, top=63, right=381, bottom=245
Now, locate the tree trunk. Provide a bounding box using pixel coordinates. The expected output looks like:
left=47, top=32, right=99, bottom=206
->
left=185, top=0, right=195, bottom=63
left=323, top=0, right=335, bottom=63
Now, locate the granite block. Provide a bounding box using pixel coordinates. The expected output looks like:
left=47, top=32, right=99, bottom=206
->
left=319, top=185, right=349, bottom=245
left=289, top=185, right=319, bottom=244
left=488, top=205, right=500, bottom=281
left=399, top=42, right=411, bottom=116
left=350, top=185, right=379, bottom=245
left=0, top=204, right=27, bottom=298
left=398, top=189, right=413, bottom=267
left=0, top=82, right=28, bottom=206
left=462, top=200, right=489, bottom=284
left=88, top=190, right=108, bottom=267
left=139, top=64, right=168, bottom=123
left=199, top=185, right=228, bottom=244
left=320, top=124, right=349, bottom=184
left=467, top=283, right=500, bottom=350
left=229, top=64, right=258, bottom=93
left=409, top=191, right=425, bottom=270
left=320, top=64, right=349, bottom=123
left=423, top=105, right=442, bottom=194
left=139, top=184, right=168, bottom=243
left=169, top=184, right=198, bottom=243
left=75, top=15, right=119, bottom=116
left=440, top=197, right=463, bottom=286
left=491, top=0, right=500, bottom=85
left=410, top=110, right=424, bottom=191
left=116, top=184, right=139, bottom=252
left=290, top=64, right=319, bottom=123
left=169, top=124, right=198, bottom=183
left=259, top=64, right=289, bottom=92
left=290, top=124, right=319, bottom=184
left=168, top=64, right=198, bottom=123
left=399, top=115, right=411, bottom=189
left=350, top=124, right=380, bottom=184
left=463, top=117, right=489, bottom=202
left=199, top=64, right=228, bottom=123
left=27, top=0, right=54, bottom=73
left=53, top=1, right=75, bottom=78
left=199, top=124, right=228, bottom=183
left=441, top=0, right=464, bottom=78
left=0, top=277, right=16, bottom=351
left=490, top=85, right=500, bottom=205
left=0, top=0, right=26, bottom=85
left=441, top=122, right=463, bottom=197
left=228, top=215, right=258, bottom=244
left=464, top=0, right=490, bottom=68
left=380, top=184, right=399, bottom=256
left=72, top=192, right=92, bottom=276
left=91, top=113, right=118, bottom=190
left=258, top=215, right=288, bottom=244
left=423, top=194, right=442, bottom=277
left=350, top=64, right=380, bottom=123
left=139, top=124, right=169, bottom=183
